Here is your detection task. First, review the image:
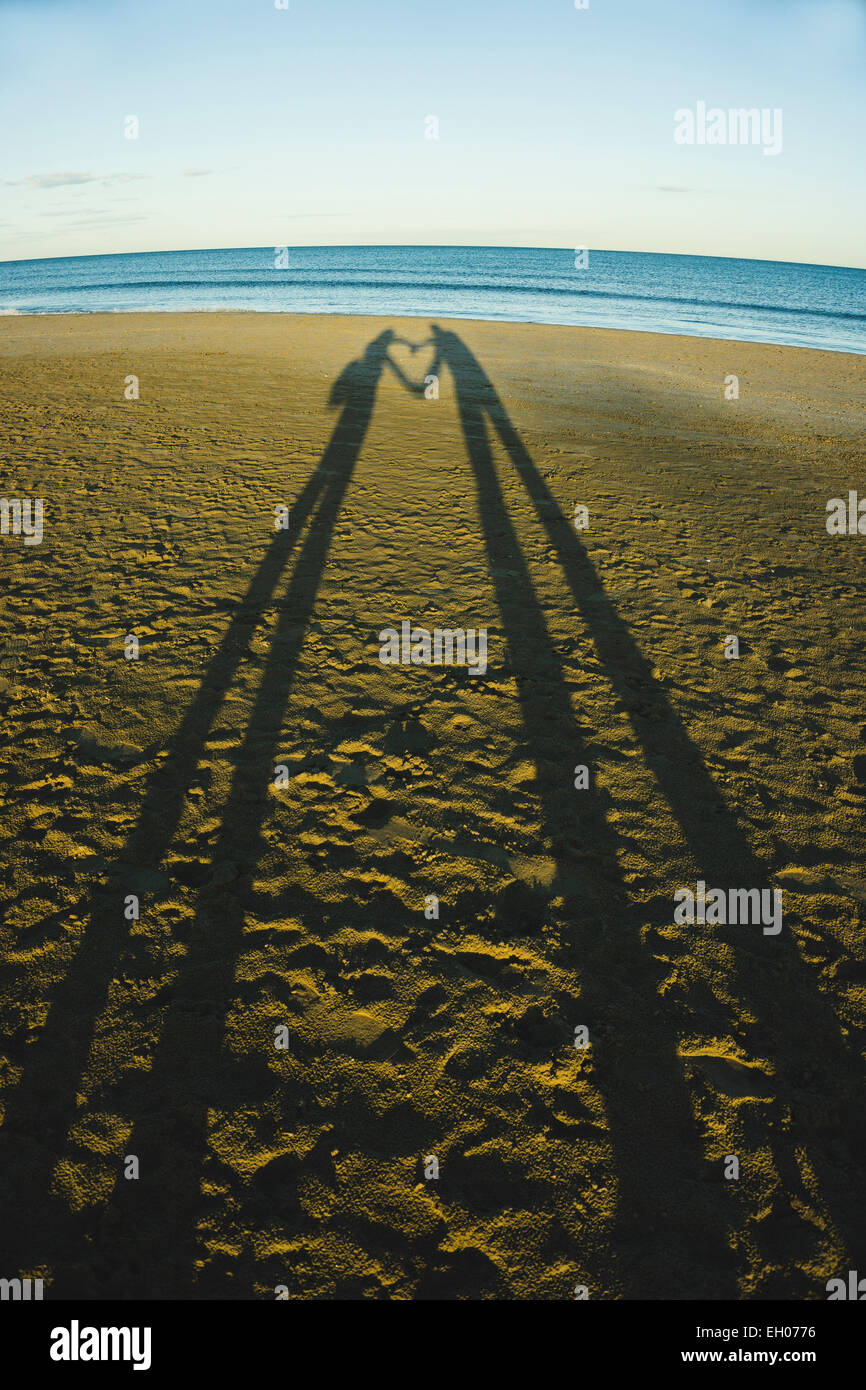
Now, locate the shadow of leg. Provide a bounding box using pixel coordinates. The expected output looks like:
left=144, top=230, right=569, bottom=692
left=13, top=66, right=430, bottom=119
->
left=449, top=361, right=737, bottom=1298
left=0, top=336, right=393, bottom=1294
left=446, top=329, right=866, bottom=1289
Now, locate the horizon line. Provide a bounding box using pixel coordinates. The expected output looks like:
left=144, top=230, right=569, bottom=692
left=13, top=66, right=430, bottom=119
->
left=2, top=243, right=865, bottom=274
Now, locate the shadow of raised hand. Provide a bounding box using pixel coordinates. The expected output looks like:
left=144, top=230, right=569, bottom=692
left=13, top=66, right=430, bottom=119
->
left=384, top=334, right=431, bottom=395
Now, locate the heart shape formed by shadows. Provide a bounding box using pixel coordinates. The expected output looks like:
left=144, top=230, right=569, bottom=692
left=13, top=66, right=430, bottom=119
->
left=385, top=335, right=436, bottom=394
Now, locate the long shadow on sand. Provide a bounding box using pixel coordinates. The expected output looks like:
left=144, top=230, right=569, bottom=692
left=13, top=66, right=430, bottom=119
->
left=424, top=326, right=736, bottom=1296
left=0, top=327, right=862, bottom=1299
left=0, top=330, right=418, bottom=1293
left=425, top=324, right=866, bottom=1295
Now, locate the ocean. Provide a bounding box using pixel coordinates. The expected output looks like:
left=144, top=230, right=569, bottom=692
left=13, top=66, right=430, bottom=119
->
left=1, top=245, right=864, bottom=354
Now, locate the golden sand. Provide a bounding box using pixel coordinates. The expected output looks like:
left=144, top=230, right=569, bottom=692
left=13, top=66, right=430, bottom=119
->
left=0, top=312, right=864, bottom=1299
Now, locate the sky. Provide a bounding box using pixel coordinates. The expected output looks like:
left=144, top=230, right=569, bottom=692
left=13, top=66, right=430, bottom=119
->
left=1, top=0, right=864, bottom=267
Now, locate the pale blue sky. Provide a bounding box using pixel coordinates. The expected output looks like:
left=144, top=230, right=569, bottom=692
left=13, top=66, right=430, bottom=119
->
left=1, top=0, right=864, bottom=266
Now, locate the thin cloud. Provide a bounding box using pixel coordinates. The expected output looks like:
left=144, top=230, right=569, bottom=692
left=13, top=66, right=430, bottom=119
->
left=6, top=171, right=149, bottom=190
left=38, top=202, right=138, bottom=216
left=8, top=171, right=95, bottom=189
left=183, top=168, right=214, bottom=178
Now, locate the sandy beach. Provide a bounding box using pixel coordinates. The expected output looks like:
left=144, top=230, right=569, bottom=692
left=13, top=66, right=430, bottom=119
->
left=0, top=311, right=864, bottom=1300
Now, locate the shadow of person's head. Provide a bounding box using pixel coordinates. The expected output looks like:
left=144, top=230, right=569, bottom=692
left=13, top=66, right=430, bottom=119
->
left=369, top=328, right=396, bottom=353
left=327, top=329, right=396, bottom=408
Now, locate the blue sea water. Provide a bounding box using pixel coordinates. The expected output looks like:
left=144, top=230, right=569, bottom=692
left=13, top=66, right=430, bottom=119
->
left=1, top=245, right=864, bottom=354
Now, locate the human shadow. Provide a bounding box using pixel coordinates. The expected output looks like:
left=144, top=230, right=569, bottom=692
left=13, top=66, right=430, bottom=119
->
left=411, top=324, right=739, bottom=1296
left=421, top=323, right=866, bottom=1294
left=0, top=330, right=418, bottom=1292
left=2, top=325, right=861, bottom=1300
